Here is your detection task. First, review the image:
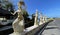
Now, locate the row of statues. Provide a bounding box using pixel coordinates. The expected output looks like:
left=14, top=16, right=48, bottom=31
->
left=10, top=0, right=47, bottom=35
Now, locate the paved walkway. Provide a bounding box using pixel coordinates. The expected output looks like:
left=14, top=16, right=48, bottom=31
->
left=42, top=19, right=60, bottom=35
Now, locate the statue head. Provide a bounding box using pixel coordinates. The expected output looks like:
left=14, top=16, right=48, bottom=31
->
left=18, top=1, right=26, bottom=10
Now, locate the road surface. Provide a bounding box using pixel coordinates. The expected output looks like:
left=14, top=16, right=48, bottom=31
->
left=42, top=19, right=60, bottom=35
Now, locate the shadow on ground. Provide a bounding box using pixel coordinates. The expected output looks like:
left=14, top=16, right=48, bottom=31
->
left=45, top=27, right=59, bottom=30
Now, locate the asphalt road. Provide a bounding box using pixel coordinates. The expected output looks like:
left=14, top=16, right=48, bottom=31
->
left=42, top=19, right=60, bottom=35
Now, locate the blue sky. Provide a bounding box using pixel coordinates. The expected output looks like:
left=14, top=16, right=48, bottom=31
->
left=11, top=0, right=60, bottom=17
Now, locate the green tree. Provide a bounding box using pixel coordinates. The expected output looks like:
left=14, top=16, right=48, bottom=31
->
left=22, top=9, right=29, bottom=18
left=22, top=9, right=29, bottom=23
left=0, top=0, right=14, bottom=13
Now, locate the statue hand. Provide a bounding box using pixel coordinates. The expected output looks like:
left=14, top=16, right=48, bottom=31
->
left=11, top=12, right=15, bottom=15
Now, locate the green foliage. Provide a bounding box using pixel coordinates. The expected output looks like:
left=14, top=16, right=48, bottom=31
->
left=22, top=9, right=29, bottom=18
left=0, top=0, right=14, bottom=12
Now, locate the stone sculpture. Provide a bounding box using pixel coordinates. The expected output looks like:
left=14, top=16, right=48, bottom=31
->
left=11, top=1, right=25, bottom=35
left=34, top=9, right=38, bottom=26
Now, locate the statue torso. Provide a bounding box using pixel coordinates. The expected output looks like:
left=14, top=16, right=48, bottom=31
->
left=17, top=10, right=24, bottom=20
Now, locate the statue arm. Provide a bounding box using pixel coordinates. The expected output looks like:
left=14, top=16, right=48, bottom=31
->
left=11, top=11, right=17, bottom=15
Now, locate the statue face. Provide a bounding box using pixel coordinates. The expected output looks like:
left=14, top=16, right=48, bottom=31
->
left=18, top=3, right=26, bottom=10
left=18, top=1, right=25, bottom=6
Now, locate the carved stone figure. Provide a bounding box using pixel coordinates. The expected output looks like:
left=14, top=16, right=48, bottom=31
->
left=12, top=1, right=25, bottom=34
left=34, top=9, right=38, bottom=26
left=39, top=12, right=43, bottom=25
